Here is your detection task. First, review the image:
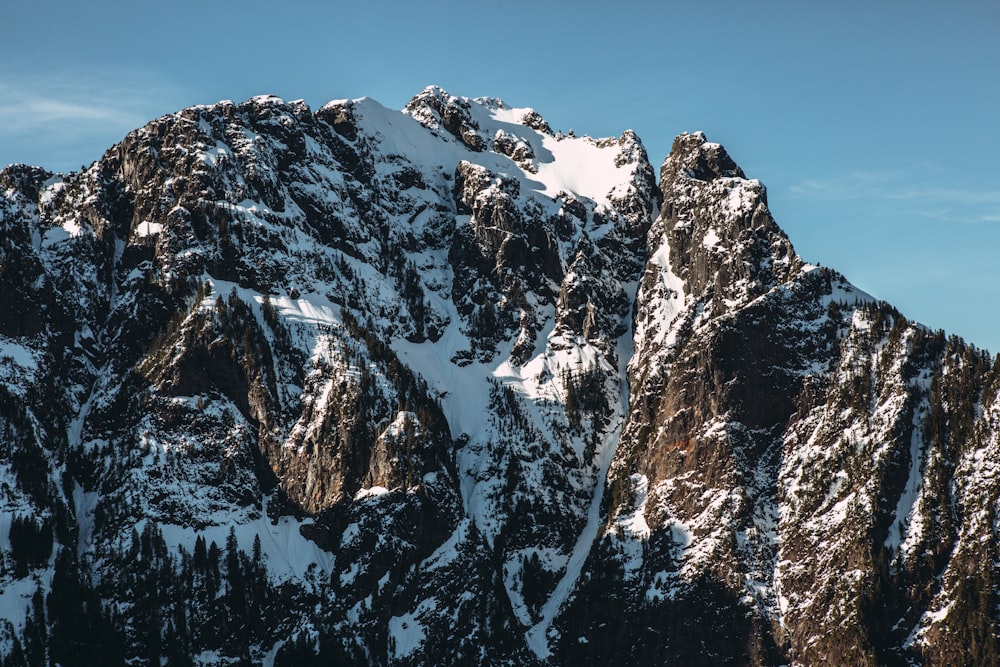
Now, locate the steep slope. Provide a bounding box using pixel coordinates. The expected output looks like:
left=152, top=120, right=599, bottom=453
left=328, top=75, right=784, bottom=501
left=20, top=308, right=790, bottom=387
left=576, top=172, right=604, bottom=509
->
left=0, top=86, right=658, bottom=665
left=553, top=132, right=1000, bottom=666
left=1, top=89, right=998, bottom=666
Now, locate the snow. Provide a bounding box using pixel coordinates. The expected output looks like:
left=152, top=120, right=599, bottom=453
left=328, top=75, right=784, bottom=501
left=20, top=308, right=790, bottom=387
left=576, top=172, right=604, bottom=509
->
left=394, top=331, right=489, bottom=442
left=374, top=90, right=643, bottom=214
left=38, top=177, right=65, bottom=206
left=350, top=89, right=653, bottom=659
left=197, top=137, right=233, bottom=166
left=134, top=220, right=162, bottom=237
left=341, top=522, right=360, bottom=547
left=339, top=561, right=361, bottom=587
left=0, top=339, right=37, bottom=370
left=486, top=102, right=538, bottom=126
left=906, top=600, right=955, bottom=649
left=41, top=225, right=72, bottom=246
left=503, top=546, right=570, bottom=627
left=619, top=474, right=652, bottom=537
left=208, top=279, right=343, bottom=333
left=503, top=558, right=532, bottom=627
left=193, top=650, right=226, bottom=666
left=153, top=496, right=334, bottom=583
left=381, top=410, right=419, bottom=440
left=607, top=473, right=651, bottom=582
left=723, top=179, right=760, bottom=215
left=531, top=133, right=625, bottom=206
left=0, top=575, right=47, bottom=631
left=885, top=394, right=930, bottom=554
left=388, top=601, right=435, bottom=659
left=525, top=319, right=636, bottom=658
left=261, top=640, right=286, bottom=667
left=391, top=293, right=495, bottom=504
left=60, top=218, right=83, bottom=237
left=420, top=518, right=470, bottom=572
left=353, top=486, right=390, bottom=501
left=0, top=86, right=666, bottom=659
left=633, top=238, right=687, bottom=355
left=0, top=518, right=55, bottom=634
left=72, top=483, right=100, bottom=558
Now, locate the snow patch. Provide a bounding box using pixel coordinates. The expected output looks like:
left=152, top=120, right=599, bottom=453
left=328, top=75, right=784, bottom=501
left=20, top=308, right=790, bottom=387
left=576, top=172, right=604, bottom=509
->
left=381, top=410, right=419, bottom=440
left=421, top=519, right=470, bottom=572
left=886, top=395, right=930, bottom=555
left=354, top=486, right=390, bottom=501
left=135, top=220, right=162, bottom=237
left=388, top=602, right=433, bottom=659
left=0, top=340, right=37, bottom=370
left=153, top=497, right=334, bottom=584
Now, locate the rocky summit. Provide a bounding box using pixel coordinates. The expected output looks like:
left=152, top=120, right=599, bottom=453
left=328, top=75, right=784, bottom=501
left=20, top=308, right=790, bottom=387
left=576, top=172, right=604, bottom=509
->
left=1, top=86, right=999, bottom=666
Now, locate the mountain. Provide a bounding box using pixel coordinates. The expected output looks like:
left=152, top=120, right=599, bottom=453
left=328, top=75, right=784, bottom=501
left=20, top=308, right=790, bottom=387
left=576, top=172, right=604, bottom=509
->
left=1, top=85, right=998, bottom=666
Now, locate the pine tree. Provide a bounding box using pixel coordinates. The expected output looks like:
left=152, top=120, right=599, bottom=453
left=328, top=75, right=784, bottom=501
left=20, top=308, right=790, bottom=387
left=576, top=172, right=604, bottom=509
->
left=194, top=534, right=207, bottom=570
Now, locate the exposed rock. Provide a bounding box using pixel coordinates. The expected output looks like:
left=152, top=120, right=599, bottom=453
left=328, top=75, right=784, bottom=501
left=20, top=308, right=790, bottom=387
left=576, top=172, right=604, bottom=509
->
left=1, top=92, right=998, bottom=667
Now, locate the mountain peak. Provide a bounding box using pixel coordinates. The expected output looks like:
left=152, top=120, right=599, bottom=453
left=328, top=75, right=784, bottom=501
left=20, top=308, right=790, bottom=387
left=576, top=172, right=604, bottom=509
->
left=1, top=86, right=996, bottom=667
left=661, top=130, right=746, bottom=184
left=640, top=129, right=801, bottom=320
left=403, top=85, right=557, bottom=151
left=403, top=85, right=489, bottom=151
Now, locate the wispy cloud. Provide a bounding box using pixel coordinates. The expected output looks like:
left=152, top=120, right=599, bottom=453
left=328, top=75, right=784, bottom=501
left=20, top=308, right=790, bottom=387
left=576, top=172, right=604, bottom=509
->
left=0, top=70, right=188, bottom=170
left=788, top=170, right=896, bottom=200
left=788, top=171, right=1000, bottom=225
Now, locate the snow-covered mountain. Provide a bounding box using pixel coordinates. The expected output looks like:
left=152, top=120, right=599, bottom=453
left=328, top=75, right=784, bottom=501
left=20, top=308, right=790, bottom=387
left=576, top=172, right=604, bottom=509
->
left=1, top=86, right=998, bottom=665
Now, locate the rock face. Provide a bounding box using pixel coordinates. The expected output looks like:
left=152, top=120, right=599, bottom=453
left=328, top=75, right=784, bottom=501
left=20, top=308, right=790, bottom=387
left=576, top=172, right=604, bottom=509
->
left=0, top=88, right=998, bottom=666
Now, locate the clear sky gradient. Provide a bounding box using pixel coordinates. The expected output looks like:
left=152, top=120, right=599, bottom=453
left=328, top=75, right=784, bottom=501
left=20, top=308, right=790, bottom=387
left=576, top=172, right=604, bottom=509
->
left=3, top=0, right=998, bottom=351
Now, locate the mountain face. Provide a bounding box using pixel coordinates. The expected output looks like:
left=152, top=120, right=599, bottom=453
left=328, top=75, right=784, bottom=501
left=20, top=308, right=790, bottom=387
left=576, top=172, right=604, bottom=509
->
left=1, top=86, right=998, bottom=666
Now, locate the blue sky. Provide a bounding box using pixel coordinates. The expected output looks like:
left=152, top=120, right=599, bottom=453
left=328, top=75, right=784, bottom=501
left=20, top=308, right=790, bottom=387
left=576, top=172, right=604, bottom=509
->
left=3, top=0, right=999, bottom=351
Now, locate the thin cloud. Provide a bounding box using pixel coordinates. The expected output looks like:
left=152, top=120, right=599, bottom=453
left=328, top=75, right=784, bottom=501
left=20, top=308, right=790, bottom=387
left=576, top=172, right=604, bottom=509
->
left=0, top=94, right=145, bottom=129
left=0, top=71, right=187, bottom=169
left=788, top=171, right=897, bottom=200
left=788, top=171, right=1000, bottom=225
left=0, top=73, right=179, bottom=128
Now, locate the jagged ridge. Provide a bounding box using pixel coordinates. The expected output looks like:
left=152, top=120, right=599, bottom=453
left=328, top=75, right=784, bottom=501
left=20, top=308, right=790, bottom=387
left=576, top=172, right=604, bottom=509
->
left=1, top=88, right=998, bottom=667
